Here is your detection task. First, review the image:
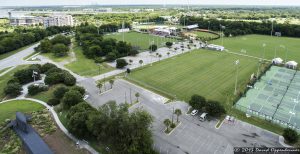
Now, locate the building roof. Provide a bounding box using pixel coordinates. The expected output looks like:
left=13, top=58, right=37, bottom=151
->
left=286, top=61, right=298, bottom=66
left=272, top=57, right=283, bottom=63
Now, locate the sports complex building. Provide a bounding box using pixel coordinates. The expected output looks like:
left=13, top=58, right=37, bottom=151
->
left=235, top=66, right=300, bottom=131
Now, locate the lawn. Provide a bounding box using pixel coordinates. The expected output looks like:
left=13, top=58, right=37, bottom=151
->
left=193, top=31, right=219, bottom=38
left=27, top=84, right=63, bottom=103
left=0, top=67, right=12, bottom=75
left=42, top=52, right=71, bottom=63
left=104, top=31, right=178, bottom=50
left=0, top=100, right=44, bottom=122
left=127, top=49, right=258, bottom=105
left=0, top=65, right=28, bottom=100
left=65, top=45, right=114, bottom=77
left=211, top=34, right=300, bottom=63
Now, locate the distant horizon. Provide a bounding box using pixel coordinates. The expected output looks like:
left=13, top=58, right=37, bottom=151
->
left=1, top=0, right=300, bottom=7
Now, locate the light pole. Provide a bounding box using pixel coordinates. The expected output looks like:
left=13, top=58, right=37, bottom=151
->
left=234, top=60, right=239, bottom=95
left=208, top=21, right=210, bottom=31
left=262, top=43, right=266, bottom=60
left=257, top=59, right=262, bottom=77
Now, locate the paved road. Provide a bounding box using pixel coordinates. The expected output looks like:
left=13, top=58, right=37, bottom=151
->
left=0, top=43, right=40, bottom=70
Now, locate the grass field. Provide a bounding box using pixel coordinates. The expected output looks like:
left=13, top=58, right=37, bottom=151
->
left=65, top=45, right=114, bottom=77
left=0, top=65, right=28, bottom=100
left=194, top=31, right=219, bottom=38
left=211, top=34, right=300, bottom=63
left=127, top=49, right=258, bottom=105
left=104, top=31, right=178, bottom=50
left=0, top=100, right=44, bottom=122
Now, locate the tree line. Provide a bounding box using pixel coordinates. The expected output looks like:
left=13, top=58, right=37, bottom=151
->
left=180, top=16, right=300, bottom=38
left=0, top=26, right=72, bottom=56
left=75, top=23, right=138, bottom=63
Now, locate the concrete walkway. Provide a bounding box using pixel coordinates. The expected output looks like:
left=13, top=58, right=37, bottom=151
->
left=0, top=98, right=99, bottom=154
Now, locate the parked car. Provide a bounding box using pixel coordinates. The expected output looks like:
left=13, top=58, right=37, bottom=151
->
left=191, top=109, right=198, bottom=116
left=199, top=113, right=208, bottom=122
left=83, top=95, right=89, bottom=100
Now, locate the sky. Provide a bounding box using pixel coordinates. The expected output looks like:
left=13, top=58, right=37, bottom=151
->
left=1, top=0, right=300, bottom=6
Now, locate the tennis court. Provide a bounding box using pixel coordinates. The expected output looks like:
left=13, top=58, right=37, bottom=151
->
left=235, top=66, right=300, bottom=130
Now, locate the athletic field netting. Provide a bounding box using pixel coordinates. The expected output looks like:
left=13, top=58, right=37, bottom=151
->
left=235, top=66, right=300, bottom=130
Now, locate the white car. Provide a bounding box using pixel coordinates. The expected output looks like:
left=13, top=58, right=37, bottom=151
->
left=191, top=109, right=198, bottom=116
left=83, top=95, right=89, bottom=100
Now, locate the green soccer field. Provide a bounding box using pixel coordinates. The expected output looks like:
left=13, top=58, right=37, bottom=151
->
left=104, top=31, right=178, bottom=50
left=211, top=34, right=300, bottom=63
left=127, top=49, right=259, bottom=107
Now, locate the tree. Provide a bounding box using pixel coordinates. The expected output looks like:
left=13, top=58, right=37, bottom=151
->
left=149, top=44, right=158, bottom=52
left=109, top=79, right=114, bottom=89
left=53, top=86, right=69, bottom=99
left=189, top=94, right=206, bottom=110
left=167, top=52, right=170, bottom=57
left=166, top=42, right=173, bottom=48
left=135, top=92, right=140, bottom=102
left=126, top=68, right=131, bottom=74
left=39, top=38, right=52, bottom=53
left=62, top=71, right=76, bottom=86
left=206, top=100, right=226, bottom=118
left=174, top=109, right=182, bottom=123
left=97, top=82, right=103, bottom=93
left=41, top=63, right=57, bottom=73
left=44, top=72, right=63, bottom=85
left=62, top=90, right=83, bottom=109
left=67, top=102, right=95, bottom=138
left=51, top=34, right=71, bottom=46
left=283, top=128, right=299, bottom=144
left=52, top=43, right=69, bottom=57
left=106, top=52, right=117, bottom=62
left=47, top=98, right=60, bottom=106
left=164, top=119, right=171, bottom=132
left=116, top=59, right=128, bottom=68
left=139, top=60, right=143, bottom=66
left=129, top=59, right=133, bottom=65
left=70, top=86, right=85, bottom=96
left=4, top=82, right=22, bottom=97
left=28, top=84, right=47, bottom=96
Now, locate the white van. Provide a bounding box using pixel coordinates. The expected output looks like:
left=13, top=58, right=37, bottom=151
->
left=199, top=113, right=208, bottom=122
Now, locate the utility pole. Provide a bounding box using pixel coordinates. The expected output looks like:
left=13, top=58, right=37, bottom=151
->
left=234, top=60, right=239, bottom=95
left=262, top=43, right=266, bottom=60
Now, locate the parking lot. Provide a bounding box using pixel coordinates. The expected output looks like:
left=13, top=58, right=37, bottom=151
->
left=82, top=78, right=282, bottom=154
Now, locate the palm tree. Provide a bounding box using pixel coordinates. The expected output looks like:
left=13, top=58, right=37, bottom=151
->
left=129, top=59, right=133, bottom=65
left=109, top=79, right=114, bottom=89
left=97, top=82, right=103, bottom=94
left=164, top=119, right=171, bottom=132
left=158, top=54, right=162, bottom=61
left=135, top=92, right=140, bottom=102
left=139, top=60, right=143, bottom=66
left=174, top=109, right=182, bottom=123
left=167, top=52, right=170, bottom=57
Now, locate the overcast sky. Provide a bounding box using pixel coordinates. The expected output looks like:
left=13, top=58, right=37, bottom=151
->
left=1, top=0, right=300, bottom=6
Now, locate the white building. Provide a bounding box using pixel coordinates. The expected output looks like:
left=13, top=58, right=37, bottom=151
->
left=8, top=12, right=43, bottom=26
left=185, top=24, right=199, bottom=30
left=272, top=58, right=283, bottom=65
left=206, top=44, right=225, bottom=51
left=285, top=61, right=298, bottom=69
left=95, top=8, right=112, bottom=12
left=44, top=14, right=74, bottom=27
left=118, top=28, right=130, bottom=33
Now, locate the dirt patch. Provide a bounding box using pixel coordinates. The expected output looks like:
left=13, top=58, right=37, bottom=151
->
left=43, top=129, right=90, bottom=154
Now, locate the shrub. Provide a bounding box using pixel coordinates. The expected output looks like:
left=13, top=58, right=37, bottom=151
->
left=44, top=72, right=63, bottom=85
left=4, top=82, right=22, bottom=97
left=116, top=59, right=128, bottom=68
left=62, top=71, right=76, bottom=86
left=45, top=67, right=62, bottom=76
left=14, top=65, right=41, bottom=84
left=62, top=90, right=83, bottom=109
left=170, top=123, right=176, bottom=128
left=41, top=63, right=57, bottom=73
left=94, top=57, right=104, bottom=63
left=28, top=84, right=48, bottom=96
left=283, top=128, right=299, bottom=144
left=52, top=43, right=69, bottom=57
left=70, top=86, right=85, bottom=96
left=47, top=98, right=60, bottom=106
left=53, top=86, right=69, bottom=99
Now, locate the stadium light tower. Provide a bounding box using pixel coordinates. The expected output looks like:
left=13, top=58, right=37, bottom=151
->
left=234, top=60, right=240, bottom=95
